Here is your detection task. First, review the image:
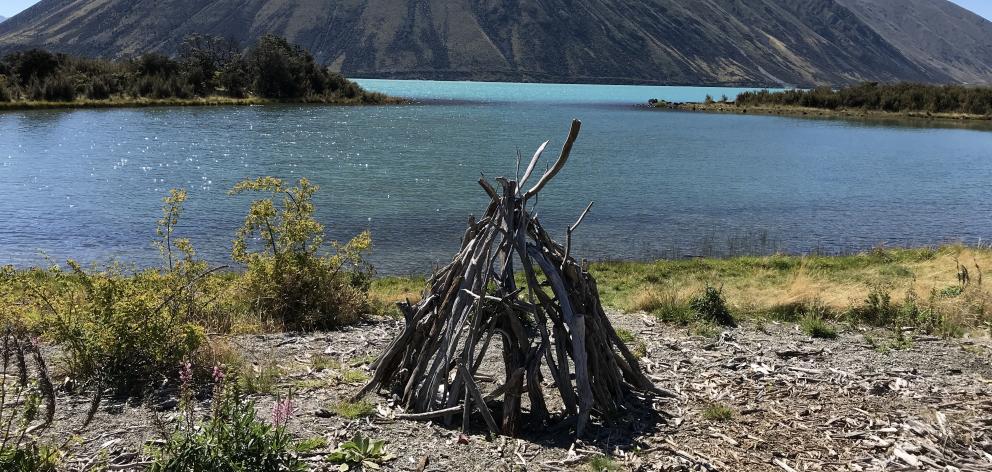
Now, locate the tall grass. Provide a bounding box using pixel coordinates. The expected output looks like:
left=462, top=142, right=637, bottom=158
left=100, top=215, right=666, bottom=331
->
left=584, top=245, right=991, bottom=335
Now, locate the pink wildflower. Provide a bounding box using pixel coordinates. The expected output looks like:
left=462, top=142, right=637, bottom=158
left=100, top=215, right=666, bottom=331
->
left=212, top=365, right=225, bottom=384
left=179, top=360, right=193, bottom=386
left=272, top=394, right=294, bottom=427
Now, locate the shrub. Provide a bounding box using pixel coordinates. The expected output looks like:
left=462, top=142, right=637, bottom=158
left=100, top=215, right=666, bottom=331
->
left=689, top=286, right=734, bottom=326
left=179, top=34, right=238, bottom=96
left=153, top=189, right=243, bottom=334
left=246, top=34, right=362, bottom=100
left=849, top=285, right=899, bottom=327
left=229, top=177, right=374, bottom=331
left=0, top=445, right=59, bottom=472
left=151, top=368, right=304, bottom=472
left=135, top=53, right=180, bottom=79
left=799, top=315, right=837, bottom=339
left=85, top=76, right=113, bottom=100
left=0, top=77, right=13, bottom=102
left=5, top=49, right=61, bottom=85
left=34, top=190, right=214, bottom=393
left=0, top=35, right=381, bottom=104
left=327, top=434, right=395, bottom=470
left=248, top=35, right=306, bottom=99
left=38, top=262, right=205, bottom=393
left=40, top=76, right=75, bottom=102
left=736, top=82, right=992, bottom=116
left=218, top=59, right=250, bottom=98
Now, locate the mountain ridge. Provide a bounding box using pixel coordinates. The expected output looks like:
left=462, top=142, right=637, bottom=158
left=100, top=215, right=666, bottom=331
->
left=1, top=0, right=991, bottom=87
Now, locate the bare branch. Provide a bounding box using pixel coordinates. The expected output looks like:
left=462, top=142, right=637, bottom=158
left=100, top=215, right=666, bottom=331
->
left=524, top=119, right=581, bottom=199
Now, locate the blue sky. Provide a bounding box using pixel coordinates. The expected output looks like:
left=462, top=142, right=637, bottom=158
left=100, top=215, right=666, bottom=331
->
left=1, top=0, right=38, bottom=18
left=2, top=0, right=992, bottom=21
left=951, top=0, right=992, bottom=21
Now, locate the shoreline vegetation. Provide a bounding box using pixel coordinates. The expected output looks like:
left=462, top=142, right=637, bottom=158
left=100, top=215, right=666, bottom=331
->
left=650, top=82, right=992, bottom=122
left=2, top=181, right=991, bottom=467
left=0, top=34, right=397, bottom=111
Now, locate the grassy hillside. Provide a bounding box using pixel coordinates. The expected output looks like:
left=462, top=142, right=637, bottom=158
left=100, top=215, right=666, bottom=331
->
left=2, top=0, right=992, bottom=86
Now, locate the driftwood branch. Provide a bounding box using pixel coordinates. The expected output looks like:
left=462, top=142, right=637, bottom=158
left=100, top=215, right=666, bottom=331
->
left=524, top=120, right=581, bottom=199
left=563, top=201, right=594, bottom=268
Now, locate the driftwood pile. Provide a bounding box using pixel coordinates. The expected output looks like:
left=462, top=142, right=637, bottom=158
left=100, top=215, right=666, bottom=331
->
left=358, top=120, right=669, bottom=437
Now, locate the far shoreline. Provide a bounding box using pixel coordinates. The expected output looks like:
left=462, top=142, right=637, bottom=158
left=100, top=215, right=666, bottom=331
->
left=0, top=95, right=408, bottom=112
left=650, top=101, right=992, bottom=123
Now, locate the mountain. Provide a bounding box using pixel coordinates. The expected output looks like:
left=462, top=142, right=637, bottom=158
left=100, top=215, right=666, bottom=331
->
left=0, top=16, right=6, bottom=23
left=0, top=0, right=990, bottom=87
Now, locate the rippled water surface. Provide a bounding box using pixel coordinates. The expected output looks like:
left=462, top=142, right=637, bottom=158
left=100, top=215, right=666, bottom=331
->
left=2, top=80, right=991, bottom=273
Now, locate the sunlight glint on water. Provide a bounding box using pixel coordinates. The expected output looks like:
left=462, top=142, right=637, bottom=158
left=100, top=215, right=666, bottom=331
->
left=2, top=80, right=992, bottom=274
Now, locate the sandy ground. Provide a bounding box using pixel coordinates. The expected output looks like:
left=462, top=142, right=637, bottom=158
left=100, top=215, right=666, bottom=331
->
left=40, top=313, right=992, bottom=471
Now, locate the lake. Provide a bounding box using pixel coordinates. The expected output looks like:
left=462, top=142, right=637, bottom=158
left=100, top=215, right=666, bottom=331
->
left=2, top=80, right=992, bottom=274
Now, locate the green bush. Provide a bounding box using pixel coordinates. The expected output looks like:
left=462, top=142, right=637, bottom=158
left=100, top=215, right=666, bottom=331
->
left=151, top=370, right=304, bottom=472
left=0, top=445, right=58, bottom=472
left=230, top=177, right=373, bottom=331
left=4, top=49, right=61, bottom=86
left=85, top=76, right=113, bottom=100
left=799, top=315, right=837, bottom=339
left=33, top=190, right=216, bottom=393
left=39, top=262, right=205, bottom=393
left=0, top=35, right=381, bottom=104
left=937, top=285, right=964, bottom=298
left=849, top=285, right=899, bottom=327
left=40, top=76, right=75, bottom=102
left=689, top=286, right=734, bottom=326
left=218, top=59, right=250, bottom=98
left=737, top=82, right=992, bottom=116
left=0, top=77, right=12, bottom=102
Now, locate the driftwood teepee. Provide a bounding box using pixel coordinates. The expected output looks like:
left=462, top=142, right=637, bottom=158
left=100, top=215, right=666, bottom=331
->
left=357, top=120, right=668, bottom=436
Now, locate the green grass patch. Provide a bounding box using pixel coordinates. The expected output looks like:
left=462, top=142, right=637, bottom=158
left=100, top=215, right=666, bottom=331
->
left=691, top=322, right=722, bottom=338
left=702, top=403, right=735, bottom=422
left=238, top=361, right=282, bottom=395
left=341, top=369, right=370, bottom=384
left=311, top=354, right=340, bottom=372
left=586, top=455, right=620, bottom=471
left=331, top=400, right=375, bottom=419
left=800, top=315, right=837, bottom=339
left=615, top=328, right=636, bottom=344
left=294, top=437, right=328, bottom=453
left=347, top=354, right=377, bottom=368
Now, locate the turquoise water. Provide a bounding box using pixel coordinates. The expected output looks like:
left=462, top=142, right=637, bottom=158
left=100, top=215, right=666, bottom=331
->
left=2, top=80, right=991, bottom=274
left=354, top=79, right=765, bottom=104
